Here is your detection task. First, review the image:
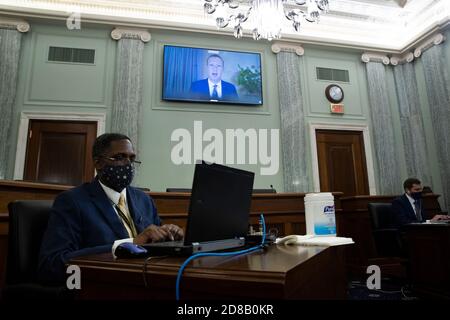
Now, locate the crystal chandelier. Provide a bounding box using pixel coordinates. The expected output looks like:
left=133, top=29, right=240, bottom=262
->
left=203, top=0, right=330, bottom=41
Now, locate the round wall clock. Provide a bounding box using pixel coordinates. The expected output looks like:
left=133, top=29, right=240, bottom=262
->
left=325, top=84, right=344, bottom=103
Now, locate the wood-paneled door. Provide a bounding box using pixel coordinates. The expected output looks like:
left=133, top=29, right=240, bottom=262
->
left=24, top=120, right=97, bottom=186
left=316, top=130, right=369, bottom=196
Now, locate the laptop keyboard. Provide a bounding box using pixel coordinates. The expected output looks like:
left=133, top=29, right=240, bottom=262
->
left=147, top=241, right=184, bottom=247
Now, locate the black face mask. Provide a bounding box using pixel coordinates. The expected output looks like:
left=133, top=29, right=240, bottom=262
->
left=410, top=191, right=422, bottom=200
left=98, top=164, right=135, bottom=192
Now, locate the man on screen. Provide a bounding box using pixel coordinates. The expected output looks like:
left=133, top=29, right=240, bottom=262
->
left=190, top=54, right=239, bottom=102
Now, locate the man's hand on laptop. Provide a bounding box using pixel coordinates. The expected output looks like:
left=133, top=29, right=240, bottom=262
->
left=134, top=224, right=174, bottom=245
left=431, top=214, right=450, bottom=221
left=161, top=224, right=184, bottom=241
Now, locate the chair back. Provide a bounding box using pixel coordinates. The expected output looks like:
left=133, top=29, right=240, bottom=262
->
left=368, top=202, right=395, bottom=230
left=6, top=200, right=53, bottom=285
left=368, top=202, right=403, bottom=257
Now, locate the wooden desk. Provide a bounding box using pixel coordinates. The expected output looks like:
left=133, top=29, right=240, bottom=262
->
left=0, top=180, right=73, bottom=213
left=339, top=194, right=441, bottom=276
left=71, top=244, right=348, bottom=300
left=0, top=213, right=8, bottom=289
left=153, top=191, right=335, bottom=236
left=0, top=180, right=343, bottom=236
left=404, top=223, right=450, bottom=299
left=0, top=179, right=343, bottom=292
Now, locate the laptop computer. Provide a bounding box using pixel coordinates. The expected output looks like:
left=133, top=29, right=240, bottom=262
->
left=143, top=162, right=255, bottom=256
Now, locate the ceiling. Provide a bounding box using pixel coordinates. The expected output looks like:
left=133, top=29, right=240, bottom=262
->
left=0, top=0, right=448, bottom=52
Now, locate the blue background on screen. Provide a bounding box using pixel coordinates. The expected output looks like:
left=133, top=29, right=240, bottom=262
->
left=163, top=45, right=262, bottom=105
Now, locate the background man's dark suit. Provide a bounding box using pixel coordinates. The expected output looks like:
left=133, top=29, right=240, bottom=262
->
left=38, top=179, right=160, bottom=283
left=392, top=194, right=425, bottom=226
left=190, top=79, right=239, bottom=101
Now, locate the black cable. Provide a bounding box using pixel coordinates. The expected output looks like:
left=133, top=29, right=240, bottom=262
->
left=142, top=255, right=169, bottom=288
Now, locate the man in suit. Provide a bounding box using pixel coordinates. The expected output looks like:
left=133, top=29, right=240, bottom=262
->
left=38, top=133, right=183, bottom=283
left=392, top=177, right=449, bottom=226
left=190, top=54, right=239, bottom=101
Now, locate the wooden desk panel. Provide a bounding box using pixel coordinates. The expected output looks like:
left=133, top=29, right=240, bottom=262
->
left=404, top=223, right=450, bottom=299
left=0, top=179, right=343, bottom=239
left=152, top=192, right=321, bottom=236
left=71, top=245, right=348, bottom=300
left=0, top=213, right=8, bottom=290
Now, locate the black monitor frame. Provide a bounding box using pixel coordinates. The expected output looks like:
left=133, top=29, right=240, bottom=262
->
left=184, top=162, right=255, bottom=244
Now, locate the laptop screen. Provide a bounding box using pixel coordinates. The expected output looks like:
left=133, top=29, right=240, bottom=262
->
left=184, top=162, right=255, bottom=244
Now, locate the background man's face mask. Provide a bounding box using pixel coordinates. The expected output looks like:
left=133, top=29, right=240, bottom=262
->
left=409, top=191, right=422, bottom=200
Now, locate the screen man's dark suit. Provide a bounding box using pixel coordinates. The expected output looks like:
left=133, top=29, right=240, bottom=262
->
left=391, top=194, right=425, bottom=227
left=190, top=79, right=239, bottom=101
left=38, top=179, right=161, bottom=283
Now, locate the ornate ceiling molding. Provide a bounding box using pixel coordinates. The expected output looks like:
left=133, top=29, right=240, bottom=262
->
left=271, top=42, right=304, bottom=56
left=111, top=28, right=151, bottom=42
left=362, top=32, right=446, bottom=65
left=413, top=33, right=445, bottom=58
left=0, top=16, right=30, bottom=32
left=0, top=0, right=448, bottom=51
left=361, top=52, right=390, bottom=65
left=390, top=52, right=414, bottom=66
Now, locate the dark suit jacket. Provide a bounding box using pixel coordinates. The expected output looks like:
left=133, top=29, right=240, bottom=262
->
left=38, top=179, right=161, bottom=283
left=190, top=79, right=239, bottom=101
left=391, top=194, right=425, bottom=227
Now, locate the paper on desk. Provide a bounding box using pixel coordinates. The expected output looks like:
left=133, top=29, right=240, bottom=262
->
left=275, top=235, right=354, bottom=247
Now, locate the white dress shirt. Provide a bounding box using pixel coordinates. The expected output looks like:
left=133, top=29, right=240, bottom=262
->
left=405, top=193, right=419, bottom=216
left=208, top=79, right=222, bottom=98
left=98, top=181, right=134, bottom=258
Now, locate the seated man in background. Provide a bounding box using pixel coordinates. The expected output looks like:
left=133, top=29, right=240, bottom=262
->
left=392, top=177, right=450, bottom=227
left=38, top=133, right=183, bottom=284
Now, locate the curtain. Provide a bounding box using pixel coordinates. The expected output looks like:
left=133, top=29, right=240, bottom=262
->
left=111, top=38, right=145, bottom=155
left=365, top=62, right=402, bottom=195
left=393, top=63, right=431, bottom=186
left=276, top=51, right=310, bottom=192
left=163, top=46, right=204, bottom=99
left=421, top=45, right=450, bottom=210
left=0, top=28, right=22, bottom=179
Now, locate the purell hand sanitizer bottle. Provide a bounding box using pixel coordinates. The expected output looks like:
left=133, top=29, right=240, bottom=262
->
left=304, top=193, right=336, bottom=236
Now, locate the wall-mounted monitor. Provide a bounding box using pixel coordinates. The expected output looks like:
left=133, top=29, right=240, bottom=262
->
left=163, top=45, right=263, bottom=106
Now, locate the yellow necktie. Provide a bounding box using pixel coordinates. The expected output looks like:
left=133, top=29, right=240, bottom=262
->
left=117, top=194, right=137, bottom=238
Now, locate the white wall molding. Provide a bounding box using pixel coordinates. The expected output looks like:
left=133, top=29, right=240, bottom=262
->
left=13, top=111, right=106, bottom=180
left=111, top=28, right=151, bottom=42
left=361, top=52, right=390, bottom=65
left=390, top=52, right=414, bottom=66
left=0, top=16, right=30, bottom=32
left=271, top=42, right=304, bottom=56
left=413, top=33, right=446, bottom=58
left=309, top=122, right=377, bottom=195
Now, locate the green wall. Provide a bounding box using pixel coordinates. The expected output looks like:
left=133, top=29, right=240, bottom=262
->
left=137, top=30, right=283, bottom=191
left=300, top=46, right=385, bottom=192
left=6, top=20, right=448, bottom=197
left=7, top=23, right=116, bottom=181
